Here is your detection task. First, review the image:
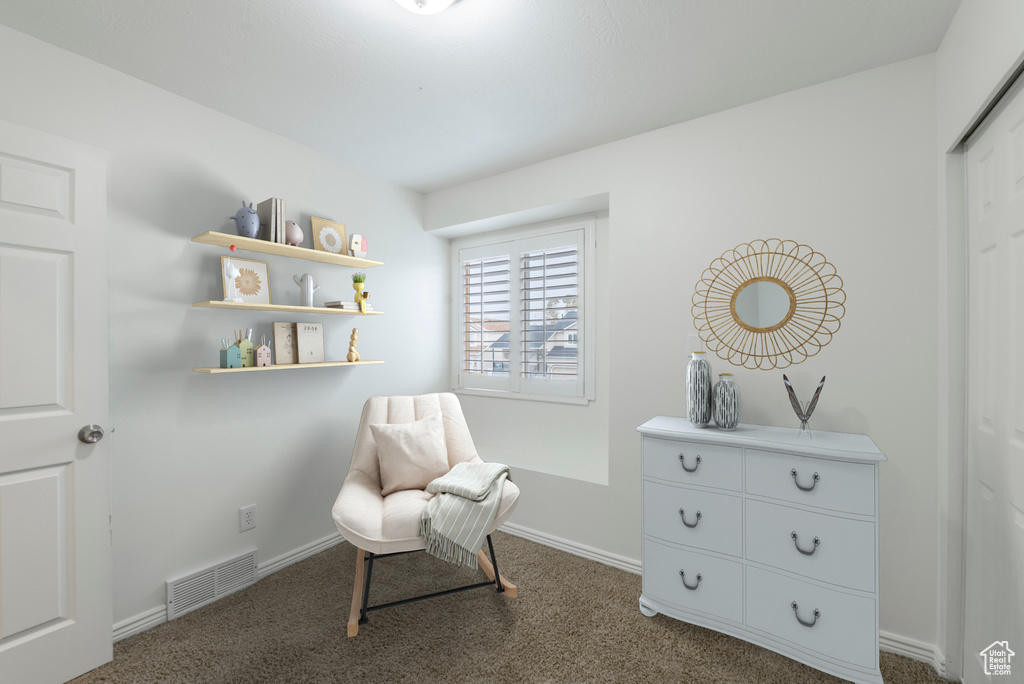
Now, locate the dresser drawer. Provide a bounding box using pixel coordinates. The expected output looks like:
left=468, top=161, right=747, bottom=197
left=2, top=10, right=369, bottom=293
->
left=746, top=566, right=877, bottom=669
left=643, top=437, right=742, bottom=491
left=643, top=539, right=743, bottom=624
left=745, top=449, right=875, bottom=515
left=745, top=499, right=875, bottom=592
left=643, top=481, right=742, bottom=556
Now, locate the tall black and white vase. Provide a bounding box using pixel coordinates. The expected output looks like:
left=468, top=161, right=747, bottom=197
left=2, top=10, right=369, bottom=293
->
left=686, top=351, right=712, bottom=428
left=712, top=373, right=740, bottom=431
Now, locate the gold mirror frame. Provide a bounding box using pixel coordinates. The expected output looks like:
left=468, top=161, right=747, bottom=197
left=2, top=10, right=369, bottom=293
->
left=692, top=239, right=845, bottom=370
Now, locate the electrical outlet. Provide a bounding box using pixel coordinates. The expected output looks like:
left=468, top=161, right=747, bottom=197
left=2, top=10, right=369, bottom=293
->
left=239, top=504, right=256, bottom=532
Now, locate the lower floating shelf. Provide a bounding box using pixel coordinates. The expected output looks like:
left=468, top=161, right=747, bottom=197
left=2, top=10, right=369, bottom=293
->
left=193, top=360, right=384, bottom=374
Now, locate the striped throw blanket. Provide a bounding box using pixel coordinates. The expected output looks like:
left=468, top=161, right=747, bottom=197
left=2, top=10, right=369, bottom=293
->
left=419, top=462, right=509, bottom=569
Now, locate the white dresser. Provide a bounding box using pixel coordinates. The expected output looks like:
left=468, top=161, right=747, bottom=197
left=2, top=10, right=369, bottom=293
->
left=637, top=417, right=886, bottom=684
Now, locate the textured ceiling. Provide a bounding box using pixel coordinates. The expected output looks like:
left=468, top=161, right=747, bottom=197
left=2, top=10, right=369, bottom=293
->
left=0, top=0, right=960, bottom=192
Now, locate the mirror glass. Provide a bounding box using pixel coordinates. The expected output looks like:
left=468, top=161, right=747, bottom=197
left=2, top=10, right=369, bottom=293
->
left=733, top=279, right=793, bottom=331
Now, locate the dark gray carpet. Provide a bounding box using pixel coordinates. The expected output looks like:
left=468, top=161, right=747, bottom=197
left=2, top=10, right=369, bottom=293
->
left=73, top=532, right=949, bottom=683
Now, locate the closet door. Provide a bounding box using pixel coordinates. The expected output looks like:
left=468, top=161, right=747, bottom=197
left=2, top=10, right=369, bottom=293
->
left=964, top=73, right=1024, bottom=683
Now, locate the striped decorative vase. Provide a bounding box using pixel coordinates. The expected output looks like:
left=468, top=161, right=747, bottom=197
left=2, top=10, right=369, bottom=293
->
left=712, top=373, right=740, bottom=431
left=686, top=351, right=712, bottom=428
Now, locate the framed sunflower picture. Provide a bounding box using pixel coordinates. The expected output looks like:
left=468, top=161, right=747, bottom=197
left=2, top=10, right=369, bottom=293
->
left=310, top=217, right=347, bottom=255
left=221, top=256, right=271, bottom=305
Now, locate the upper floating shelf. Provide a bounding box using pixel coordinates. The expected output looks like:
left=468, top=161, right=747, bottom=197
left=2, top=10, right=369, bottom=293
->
left=192, top=231, right=384, bottom=268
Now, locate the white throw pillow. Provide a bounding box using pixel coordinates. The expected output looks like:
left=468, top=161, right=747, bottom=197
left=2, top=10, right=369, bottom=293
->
left=371, top=412, right=450, bottom=496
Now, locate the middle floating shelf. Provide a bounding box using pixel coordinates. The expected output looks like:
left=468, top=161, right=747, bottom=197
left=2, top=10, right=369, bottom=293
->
left=193, top=360, right=385, bottom=374
left=192, top=301, right=384, bottom=315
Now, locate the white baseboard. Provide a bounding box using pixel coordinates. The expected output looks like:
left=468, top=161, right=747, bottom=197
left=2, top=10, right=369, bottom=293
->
left=880, top=631, right=948, bottom=678
left=113, top=532, right=347, bottom=643
left=499, top=522, right=641, bottom=575
left=113, top=605, right=166, bottom=642
left=258, top=531, right=345, bottom=578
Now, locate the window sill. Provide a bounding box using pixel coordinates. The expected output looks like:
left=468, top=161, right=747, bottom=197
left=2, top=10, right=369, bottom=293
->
left=452, top=388, right=592, bottom=406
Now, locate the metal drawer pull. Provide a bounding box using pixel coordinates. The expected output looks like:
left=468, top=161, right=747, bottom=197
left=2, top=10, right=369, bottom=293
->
left=679, top=453, right=702, bottom=473
left=791, top=601, right=820, bottom=627
left=790, top=468, right=820, bottom=491
left=679, top=570, right=702, bottom=590
left=790, top=531, right=820, bottom=555
left=678, top=508, right=702, bottom=528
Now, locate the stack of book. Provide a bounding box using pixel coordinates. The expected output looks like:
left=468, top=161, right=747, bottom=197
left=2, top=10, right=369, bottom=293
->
left=257, top=198, right=287, bottom=243
left=325, top=300, right=375, bottom=312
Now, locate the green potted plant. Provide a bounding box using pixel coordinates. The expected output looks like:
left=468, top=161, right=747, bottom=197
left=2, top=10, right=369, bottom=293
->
left=352, top=273, right=367, bottom=310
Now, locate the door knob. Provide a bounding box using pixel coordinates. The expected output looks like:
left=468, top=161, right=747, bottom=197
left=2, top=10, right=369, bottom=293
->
left=78, top=425, right=105, bottom=444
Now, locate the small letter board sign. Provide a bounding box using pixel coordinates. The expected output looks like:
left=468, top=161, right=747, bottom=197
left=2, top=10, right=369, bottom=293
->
left=273, top=322, right=298, bottom=365
left=296, top=322, right=325, bottom=364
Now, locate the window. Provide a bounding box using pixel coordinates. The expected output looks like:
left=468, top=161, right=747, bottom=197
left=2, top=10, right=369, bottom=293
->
left=451, top=218, right=595, bottom=402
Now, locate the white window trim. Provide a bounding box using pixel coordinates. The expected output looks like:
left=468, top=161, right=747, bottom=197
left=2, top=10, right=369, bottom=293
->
left=450, top=217, right=596, bottom=403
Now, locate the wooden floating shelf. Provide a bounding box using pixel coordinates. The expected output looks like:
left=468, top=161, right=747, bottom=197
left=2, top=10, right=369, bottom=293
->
left=193, top=360, right=385, bottom=374
left=192, top=231, right=384, bottom=268
left=192, top=300, right=383, bottom=315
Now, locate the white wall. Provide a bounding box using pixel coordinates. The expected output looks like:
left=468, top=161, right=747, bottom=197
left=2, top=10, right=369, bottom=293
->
left=426, top=56, right=941, bottom=649
left=0, top=25, right=448, bottom=626
left=937, top=0, right=1024, bottom=150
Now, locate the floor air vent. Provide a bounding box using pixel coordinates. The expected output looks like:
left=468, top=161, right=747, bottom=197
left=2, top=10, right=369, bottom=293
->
left=166, top=549, right=257, bottom=620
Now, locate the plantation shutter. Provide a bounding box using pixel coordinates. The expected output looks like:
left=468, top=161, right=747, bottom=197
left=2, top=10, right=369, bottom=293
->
left=518, top=230, right=585, bottom=397
left=457, top=242, right=512, bottom=391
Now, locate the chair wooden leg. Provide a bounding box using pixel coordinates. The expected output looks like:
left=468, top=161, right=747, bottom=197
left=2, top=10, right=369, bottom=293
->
left=477, top=549, right=518, bottom=598
left=347, top=547, right=366, bottom=637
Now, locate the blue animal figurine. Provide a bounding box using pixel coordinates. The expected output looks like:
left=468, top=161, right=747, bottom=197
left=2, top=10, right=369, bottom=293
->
left=229, top=201, right=260, bottom=239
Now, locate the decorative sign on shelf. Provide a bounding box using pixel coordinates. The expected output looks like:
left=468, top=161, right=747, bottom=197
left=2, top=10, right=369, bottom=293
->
left=311, top=217, right=347, bottom=254
left=221, top=256, right=271, bottom=305
left=273, top=322, right=299, bottom=365
left=296, top=322, right=325, bottom=364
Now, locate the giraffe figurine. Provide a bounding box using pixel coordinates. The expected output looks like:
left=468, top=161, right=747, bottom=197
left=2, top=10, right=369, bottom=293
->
left=346, top=328, right=361, bottom=362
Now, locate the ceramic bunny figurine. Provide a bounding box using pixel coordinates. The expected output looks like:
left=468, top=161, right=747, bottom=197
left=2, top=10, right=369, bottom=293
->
left=223, top=258, right=243, bottom=302
left=229, top=201, right=260, bottom=238
left=293, top=273, right=320, bottom=307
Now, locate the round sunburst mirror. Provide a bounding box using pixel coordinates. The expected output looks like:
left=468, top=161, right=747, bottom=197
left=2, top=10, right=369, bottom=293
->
left=692, top=239, right=845, bottom=370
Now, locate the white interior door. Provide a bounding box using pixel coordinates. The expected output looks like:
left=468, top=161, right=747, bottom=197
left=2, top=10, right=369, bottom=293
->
left=0, top=119, right=111, bottom=682
left=964, top=75, right=1024, bottom=683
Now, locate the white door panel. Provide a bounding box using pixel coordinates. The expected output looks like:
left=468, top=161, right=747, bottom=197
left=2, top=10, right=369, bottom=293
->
left=0, top=246, right=72, bottom=411
left=965, top=72, right=1024, bottom=683
left=0, top=465, right=69, bottom=639
left=0, top=119, right=111, bottom=683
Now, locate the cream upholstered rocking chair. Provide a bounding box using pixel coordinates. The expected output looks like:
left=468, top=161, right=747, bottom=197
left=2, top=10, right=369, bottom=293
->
left=331, top=393, right=520, bottom=636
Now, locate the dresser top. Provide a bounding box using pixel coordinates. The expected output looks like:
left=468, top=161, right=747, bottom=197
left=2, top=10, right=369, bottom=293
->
left=637, top=416, right=886, bottom=462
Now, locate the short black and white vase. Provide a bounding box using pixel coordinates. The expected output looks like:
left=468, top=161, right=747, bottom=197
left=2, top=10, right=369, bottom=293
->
left=712, top=373, right=740, bottom=431
left=686, top=351, right=712, bottom=428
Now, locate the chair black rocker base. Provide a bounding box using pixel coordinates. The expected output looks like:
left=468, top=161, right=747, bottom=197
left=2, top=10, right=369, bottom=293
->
left=350, top=534, right=512, bottom=634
